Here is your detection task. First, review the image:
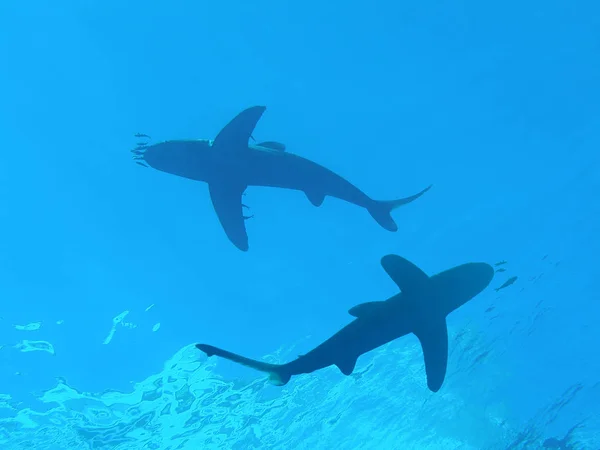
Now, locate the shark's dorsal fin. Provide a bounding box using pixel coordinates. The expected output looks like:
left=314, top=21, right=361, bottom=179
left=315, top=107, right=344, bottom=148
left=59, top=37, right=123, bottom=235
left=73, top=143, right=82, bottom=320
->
left=380, top=254, right=429, bottom=294
left=257, top=141, right=286, bottom=151
left=348, top=301, right=386, bottom=318
left=213, top=106, right=266, bottom=153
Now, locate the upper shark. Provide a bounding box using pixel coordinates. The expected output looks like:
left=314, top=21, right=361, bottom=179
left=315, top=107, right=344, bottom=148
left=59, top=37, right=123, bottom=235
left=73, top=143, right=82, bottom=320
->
left=196, top=254, right=494, bottom=392
left=132, top=106, right=432, bottom=251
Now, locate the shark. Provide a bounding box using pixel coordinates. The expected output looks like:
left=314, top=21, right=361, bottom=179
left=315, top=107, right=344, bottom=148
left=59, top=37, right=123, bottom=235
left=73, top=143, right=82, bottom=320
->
left=196, top=254, right=494, bottom=392
left=132, top=106, right=432, bottom=251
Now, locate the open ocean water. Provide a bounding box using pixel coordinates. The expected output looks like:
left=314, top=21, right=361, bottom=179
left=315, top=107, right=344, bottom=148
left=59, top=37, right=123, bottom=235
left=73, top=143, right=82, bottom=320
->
left=0, top=1, right=599, bottom=449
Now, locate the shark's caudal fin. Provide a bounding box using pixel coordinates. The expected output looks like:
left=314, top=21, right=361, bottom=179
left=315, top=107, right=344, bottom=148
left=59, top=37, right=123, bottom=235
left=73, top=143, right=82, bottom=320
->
left=369, top=184, right=432, bottom=231
left=196, top=344, right=291, bottom=386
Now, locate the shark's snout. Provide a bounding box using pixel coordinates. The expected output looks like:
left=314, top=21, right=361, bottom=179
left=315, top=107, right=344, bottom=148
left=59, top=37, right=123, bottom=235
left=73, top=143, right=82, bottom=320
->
left=131, top=139, right=214, bottom=182
left=131, top=141, right=176, bottom=170
left=430, top=262, right=495, bottom=314
left=453, top=262, right=495, bottom=298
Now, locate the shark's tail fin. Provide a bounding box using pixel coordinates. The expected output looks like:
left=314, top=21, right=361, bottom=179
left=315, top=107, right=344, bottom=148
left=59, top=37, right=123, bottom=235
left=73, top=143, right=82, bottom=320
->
left=369, top=184, right=432, bottom=231
left=196, top=344, right=292, bottom=386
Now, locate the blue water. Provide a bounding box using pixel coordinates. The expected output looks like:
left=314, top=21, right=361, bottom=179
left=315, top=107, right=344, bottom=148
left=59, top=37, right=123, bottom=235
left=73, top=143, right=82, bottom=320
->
left=1, top=1, right=599, bottom=448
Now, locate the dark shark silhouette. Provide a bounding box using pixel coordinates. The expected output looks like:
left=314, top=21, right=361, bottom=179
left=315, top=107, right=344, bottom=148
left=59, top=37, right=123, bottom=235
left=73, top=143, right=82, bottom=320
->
left=133, top=106, right=432, bottom=251
left=196, top=254, right=494, bottom=392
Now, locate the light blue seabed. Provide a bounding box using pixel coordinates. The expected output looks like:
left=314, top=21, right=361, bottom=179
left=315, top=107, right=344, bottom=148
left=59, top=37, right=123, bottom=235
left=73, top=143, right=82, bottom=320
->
left=0, top=0, right=599, bottom=449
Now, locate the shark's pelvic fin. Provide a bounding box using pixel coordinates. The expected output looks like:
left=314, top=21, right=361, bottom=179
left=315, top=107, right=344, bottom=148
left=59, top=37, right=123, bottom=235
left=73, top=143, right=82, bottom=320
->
left=335, top=355, right=358, bottom=375
left=348, top=301, right=387, bottom=318
left=196, top=344, right=291, bottom=386
left=380, top=254, right=429, bottom=294
left=369, top=184, right=432, bottom=232
left=213, top=106, right=267, bottom=153
left=304, top=189, right=325, bottom=207
left=257, top=141, right=286, bottom=151
left=413, top=318, right=449, bottom=393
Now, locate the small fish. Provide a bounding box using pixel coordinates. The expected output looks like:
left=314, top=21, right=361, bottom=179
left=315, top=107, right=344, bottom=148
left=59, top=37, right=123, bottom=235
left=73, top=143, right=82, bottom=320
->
left=134, top=133, right=151, bottom=139
left=485, top=306, right=495, bottom=313
left=135, top=161, right=148, bottom=168
left=495, top=268, right=506, bottom=273
left=494, top=276, right=518, bottom=292
left=494, top=260, right=507, bottom=267
left=473, top=350, right=490, bottom=364
left=136, top=142, right=148, bottom=147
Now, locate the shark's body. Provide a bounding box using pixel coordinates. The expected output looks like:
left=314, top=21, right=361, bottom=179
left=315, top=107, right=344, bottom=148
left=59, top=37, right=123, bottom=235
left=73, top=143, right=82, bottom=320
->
left=196, top=255, right=494, bottom=392
left=133, top=106, right=431, bottom=251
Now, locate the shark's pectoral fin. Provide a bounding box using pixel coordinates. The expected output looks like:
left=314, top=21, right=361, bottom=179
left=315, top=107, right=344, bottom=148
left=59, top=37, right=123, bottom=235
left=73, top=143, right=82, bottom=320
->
left=208, top=183, right=250, bottom=251
left=305, top=189, right=325, bottom=207
left=213, top=106, right=267, bottom=153
left=413, top=317, right=449, bottom=392
left=335, top=356, right=358, bottom=376
left=257, top=141, right=286, bottom=151
left=348, top=301, right=387, bottom=318
left=381, top=254, right=429, bottom=294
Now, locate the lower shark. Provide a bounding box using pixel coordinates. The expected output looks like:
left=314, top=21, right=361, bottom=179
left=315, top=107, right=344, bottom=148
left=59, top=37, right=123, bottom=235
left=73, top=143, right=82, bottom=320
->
left=133, top=106, right=432, bottom=251
left=196, top=254, right=494, bottom=392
